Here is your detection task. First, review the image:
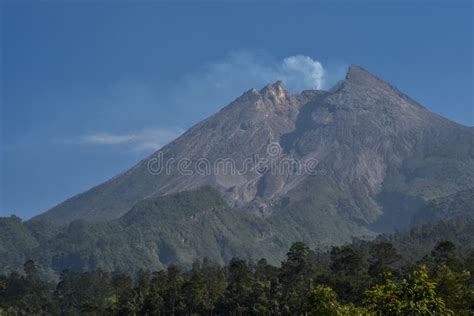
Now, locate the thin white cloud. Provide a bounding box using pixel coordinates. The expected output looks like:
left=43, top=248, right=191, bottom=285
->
left=76, top=128, right=183, bottom=152
left=80, top=133, right=135, bottom=145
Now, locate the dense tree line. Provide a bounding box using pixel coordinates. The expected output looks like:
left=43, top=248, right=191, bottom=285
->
left=1, top=240, right=473, bottom=315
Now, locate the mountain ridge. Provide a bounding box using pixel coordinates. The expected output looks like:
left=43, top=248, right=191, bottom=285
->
left=32, top=65, right=474, bottom=247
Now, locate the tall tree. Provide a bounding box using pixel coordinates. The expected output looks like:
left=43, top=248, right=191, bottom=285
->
left=368, top=241, right=401, bottom=279
left=222, top=258, right=253, bottom=314
left=279, top=242, right=316, bottom=314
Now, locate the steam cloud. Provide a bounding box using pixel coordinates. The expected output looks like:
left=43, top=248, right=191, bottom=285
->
left=177, top=51, right=327, bottom=94
left=67, top=51, right=342, bottom=153
left=280, top=55, right=325, bottom=90
left=170, top=51, right=335, bottom=122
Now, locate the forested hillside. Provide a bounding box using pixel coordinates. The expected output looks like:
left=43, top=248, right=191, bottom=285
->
left=1, top=235, right=473, bottom=315
left=1, top=187, right=281, bottom=279
left=2, top=186, right=474, bottom=314
left=411, top=187, right=474, bottom=226
left=2, top=187, right=474, bottom=280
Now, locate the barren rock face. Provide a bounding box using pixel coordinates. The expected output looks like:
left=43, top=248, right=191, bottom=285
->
left=35, top=65, right=474, bottom=238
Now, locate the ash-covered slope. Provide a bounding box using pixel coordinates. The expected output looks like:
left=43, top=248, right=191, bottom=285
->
left=34, top=65, right=474, bottom=240
left=33, top=77, right=319, bottom=224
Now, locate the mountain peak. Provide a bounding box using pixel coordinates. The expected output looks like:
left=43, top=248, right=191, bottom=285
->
left=345, top=64, right=381, bottom=84
left=260, top=80, right=287, bottom=101
left=343, top=64, right=426, bottom=109
left=261, top=80, right=285, bottom=91
left=273, top=80, right=284, bottom=88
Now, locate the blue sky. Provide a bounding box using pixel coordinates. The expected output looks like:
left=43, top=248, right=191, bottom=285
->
left=1, top=2, right=473, bottom=219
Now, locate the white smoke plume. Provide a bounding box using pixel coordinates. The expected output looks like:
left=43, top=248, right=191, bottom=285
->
left=280, top=55, right=325, bottom=90
left=169, top=51, right=334, bottom=122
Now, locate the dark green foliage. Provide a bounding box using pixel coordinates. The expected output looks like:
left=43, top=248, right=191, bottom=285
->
left=2, top=237, right=473, bottom=315
left=0, top=260, right=57, bottom=315
left=279, top=242, right=316, bottom=314
left=55, top=269, right=113, bottom=314
left=368, top=241, right=402, bottom=280
left=1, top=187, right=474, bottom=314
left=364, top=265, right=450, bottom=315
left=0, top=216, right=39, bottom=273
left=330, top=246, right=365, bottom=277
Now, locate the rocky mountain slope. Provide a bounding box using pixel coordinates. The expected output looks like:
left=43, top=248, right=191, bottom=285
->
left=33, top=65, right=474, bottom=241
